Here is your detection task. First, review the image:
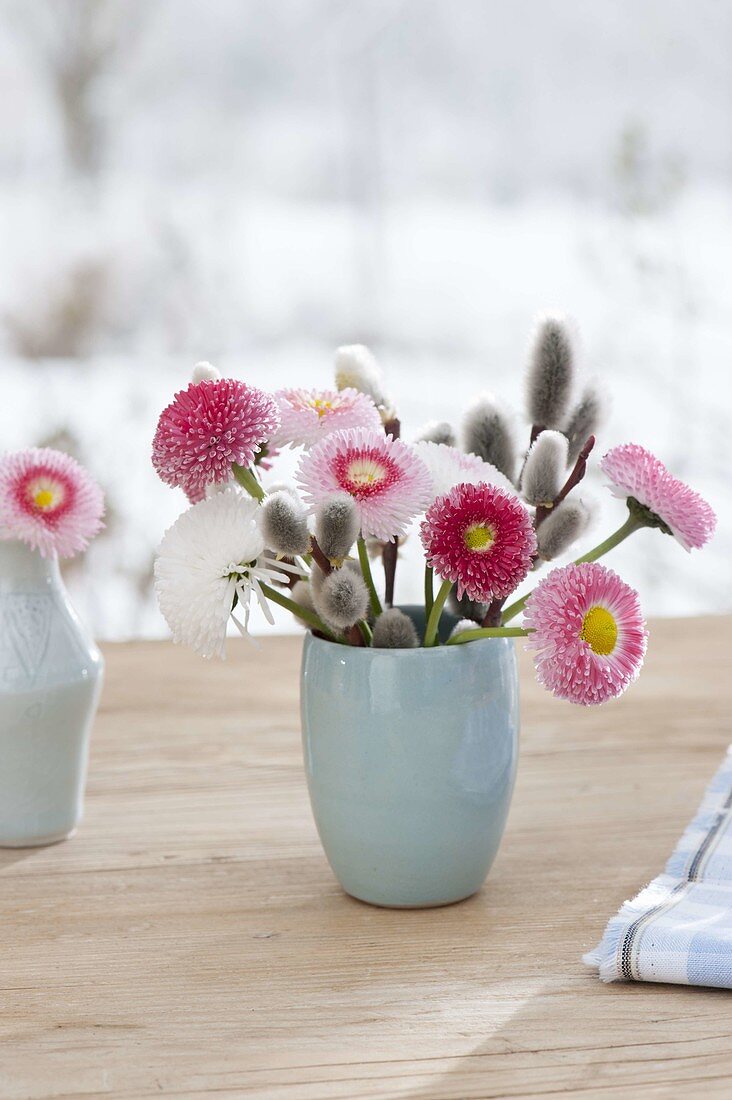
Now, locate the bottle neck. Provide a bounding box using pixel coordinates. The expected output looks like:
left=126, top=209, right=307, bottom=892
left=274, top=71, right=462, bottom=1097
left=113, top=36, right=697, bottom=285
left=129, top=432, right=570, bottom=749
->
left=0, top=539, right=61, bottom=589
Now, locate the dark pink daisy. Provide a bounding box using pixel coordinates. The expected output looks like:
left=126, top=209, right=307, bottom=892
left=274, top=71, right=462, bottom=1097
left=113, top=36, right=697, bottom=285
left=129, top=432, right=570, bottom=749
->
left=0, top=447, right=104, bottom=558
left=420, top=482, right=536, bottom=602
left=524, top=562, right=647, bottom=706
left=600, top=443, right=716, bottom=551
left=152, top=379, right=279, bottom=501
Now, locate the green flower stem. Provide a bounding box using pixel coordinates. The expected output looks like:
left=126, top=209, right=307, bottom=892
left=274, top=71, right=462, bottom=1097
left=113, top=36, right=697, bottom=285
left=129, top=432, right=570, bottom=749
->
left=424, top=564, right=434, bottom=620
left=259, top=582, right=338, bottom=642
left=423, top=578, right=453, bottom=647
left=357, top=620, right=373, bottom=646
left=357, top=537, right=383, bottom=618
left=231, top=463, right=265, bottom=501
left=446, top=626, right=530, bottom=646
left=572, top=512, right=644, bottom=564
left=501, top=512, right=645, bottom=625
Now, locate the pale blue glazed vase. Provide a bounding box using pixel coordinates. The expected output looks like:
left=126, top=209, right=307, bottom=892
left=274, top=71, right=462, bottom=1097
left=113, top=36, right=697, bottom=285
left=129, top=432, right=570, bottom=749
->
left=300, top=606, right=519, bottom=908
left=0, top=540, right=104, bottom=847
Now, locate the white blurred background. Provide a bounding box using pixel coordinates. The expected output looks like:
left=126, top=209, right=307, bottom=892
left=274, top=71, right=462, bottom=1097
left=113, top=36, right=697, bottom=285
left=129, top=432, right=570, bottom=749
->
left=1, top=0, right=730, bottom=638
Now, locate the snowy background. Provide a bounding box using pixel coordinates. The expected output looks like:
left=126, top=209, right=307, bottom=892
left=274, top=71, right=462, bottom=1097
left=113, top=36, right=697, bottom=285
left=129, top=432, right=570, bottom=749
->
left=1, top=0, right=730, bottom=638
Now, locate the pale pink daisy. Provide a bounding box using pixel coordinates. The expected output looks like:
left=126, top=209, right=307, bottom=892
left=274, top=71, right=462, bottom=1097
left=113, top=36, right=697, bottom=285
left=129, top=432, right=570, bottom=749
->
left=600, top=443, right=716, bottom=551
left=273, top=386, right=381, bottom=448
left=0, top=447, right=104, bottom=558
left=297, top=428, right=432, bottom=541
left=420, top=482, right=536, bottom=601
left=152, top=378, right=279, bottom=502
left=523, top=562, right=647, bottom=706
left=414, top=440, right=516, bottom=502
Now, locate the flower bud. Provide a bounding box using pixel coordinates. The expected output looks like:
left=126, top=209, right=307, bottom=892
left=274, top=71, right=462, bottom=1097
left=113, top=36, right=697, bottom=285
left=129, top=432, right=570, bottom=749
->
left=314, top=567, right=370, bottom=629
left=335, top=345, right=388, bottom=407
left=192, top=361, right=220, bottom=383
left=314, top=492, right=360, bottom=562
left=261, top=491, right=310, bottom=557
left=372, top=608, right=419, bottom=648
left=525, top=313, right=577, bottom=428
left=415, top=420, right=456, bottom=447
left=521, top=430, right=569, bottom=506
left=462, top=393, right=516, bottom=482
left=564, top=384, right=606, bottom=463
left=537, top=498, right=594, bottom=561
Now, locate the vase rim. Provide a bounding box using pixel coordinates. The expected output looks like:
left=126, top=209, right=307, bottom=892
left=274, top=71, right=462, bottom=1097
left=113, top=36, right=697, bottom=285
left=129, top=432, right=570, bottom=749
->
left=304, top=629, right=514, bottom=659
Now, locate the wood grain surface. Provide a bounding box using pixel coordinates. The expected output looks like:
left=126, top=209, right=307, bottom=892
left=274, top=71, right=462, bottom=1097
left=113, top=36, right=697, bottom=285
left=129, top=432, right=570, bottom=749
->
left=2, top=617, right=732, bottom=1099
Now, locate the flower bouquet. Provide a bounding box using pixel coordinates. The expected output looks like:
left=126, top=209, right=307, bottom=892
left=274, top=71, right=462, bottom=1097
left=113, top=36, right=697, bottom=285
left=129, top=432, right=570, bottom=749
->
left=152, top=317, right=716, bottom=907
left=0, top=448, right=105, bottom=846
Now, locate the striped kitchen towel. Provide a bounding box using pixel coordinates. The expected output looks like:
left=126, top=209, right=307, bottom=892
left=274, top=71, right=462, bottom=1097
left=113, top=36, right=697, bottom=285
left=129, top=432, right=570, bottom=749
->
left=585, top=746, right=732, bottom=988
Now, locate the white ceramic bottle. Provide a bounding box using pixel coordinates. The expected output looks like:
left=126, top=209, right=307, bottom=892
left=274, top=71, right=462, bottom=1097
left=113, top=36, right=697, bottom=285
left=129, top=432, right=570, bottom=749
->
left=0, top=539, right=103, bottom=846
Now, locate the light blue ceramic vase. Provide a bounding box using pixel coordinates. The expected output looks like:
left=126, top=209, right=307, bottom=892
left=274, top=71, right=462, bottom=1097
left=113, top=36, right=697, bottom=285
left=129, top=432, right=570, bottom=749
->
left=300, top=607, right=519, bottom=908
left=0, top=540, right=104, bottom=847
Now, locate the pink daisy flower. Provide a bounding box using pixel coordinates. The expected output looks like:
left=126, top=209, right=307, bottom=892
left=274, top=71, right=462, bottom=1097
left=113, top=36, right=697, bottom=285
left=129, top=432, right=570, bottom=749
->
left=523, top=562, right=647, bottom=706
left=0, top=447, right=104, bottom=559
left=420, top=482, right=536, bottom=602
left=414, top=440, right=516, bottom=502
left=297, top=428, right=432, bottom=541
left=152, top=379, right=279, bottom=501
left=273, top=387, right=381, bottom=448
left=600, top=443, right=716, bottom=551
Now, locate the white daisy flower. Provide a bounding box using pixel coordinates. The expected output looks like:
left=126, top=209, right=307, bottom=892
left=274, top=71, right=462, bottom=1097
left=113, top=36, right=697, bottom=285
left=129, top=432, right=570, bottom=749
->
left=414, top=440, right=516, bottom=504
left=154, top=489, right=295, bottom=659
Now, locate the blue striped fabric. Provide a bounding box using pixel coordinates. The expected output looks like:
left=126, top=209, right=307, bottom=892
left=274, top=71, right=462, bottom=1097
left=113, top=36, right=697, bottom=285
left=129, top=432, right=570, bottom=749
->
left=585, top=746, right=732, bottom=988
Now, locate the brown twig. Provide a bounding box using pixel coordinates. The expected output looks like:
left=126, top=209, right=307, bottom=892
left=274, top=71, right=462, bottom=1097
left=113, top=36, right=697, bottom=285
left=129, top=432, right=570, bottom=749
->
left=309, top=536, right=332, bottom=575
left=481, top=598, right=505, bottom=628
left=491, top=434, right=596, bottom=627
left=534, top=434, right=595, bottom=530
left=383, top=539, right=398, bottom=607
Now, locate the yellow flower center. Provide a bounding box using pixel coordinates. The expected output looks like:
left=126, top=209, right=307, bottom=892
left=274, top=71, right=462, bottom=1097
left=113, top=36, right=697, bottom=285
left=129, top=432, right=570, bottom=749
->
left=464, top=523, right=495, bottom=552
left=34, top=489, right=56, bottom=510
left=580, top=605, right=618, bottom=656
left=346, top=457, right=385, bottom=487
left=27, top=476, right=65, bottom=514
left=311, top=397, right=333, bottom=418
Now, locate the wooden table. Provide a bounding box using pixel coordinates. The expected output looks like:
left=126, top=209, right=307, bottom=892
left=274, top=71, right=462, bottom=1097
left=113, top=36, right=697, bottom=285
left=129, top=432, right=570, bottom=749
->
left=3, top=617, right=732, bottom=1099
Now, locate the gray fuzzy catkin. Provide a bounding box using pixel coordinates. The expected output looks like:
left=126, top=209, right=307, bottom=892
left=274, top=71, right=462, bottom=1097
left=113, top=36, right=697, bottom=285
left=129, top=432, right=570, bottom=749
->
left=461, top=393, right=516, bottom=482
left=448, top=589, right=488, bottom=624
left=537, top=498, right=593, bottom=560
left=315, top=567, right=370, bottom=629
left=525, top=313, right=576, bottom=429
left=315, top=492, right=360, bottom=561
left=335, top=345, right=388, bottom=407
left=371, top=608, right=419, bottom=649
left=290, top=580, right=315, bottom=623
left=260, top=491, right=310, bottom=557
left=521, top=430, right=569, bottom=506
left=415, top=420, right=456, bottom=447
left=564, top=384, right=604, bottom=463
left=309, top=563, right=327, bottom=596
